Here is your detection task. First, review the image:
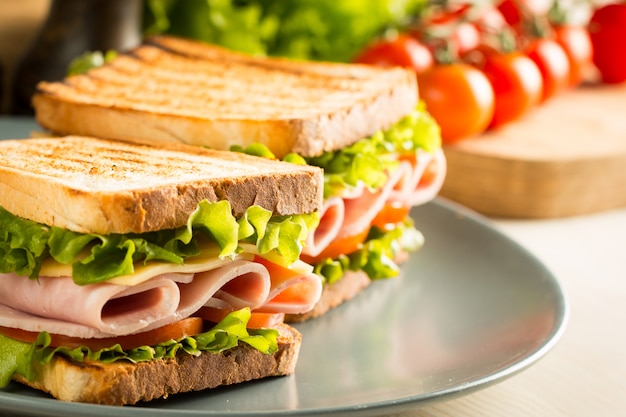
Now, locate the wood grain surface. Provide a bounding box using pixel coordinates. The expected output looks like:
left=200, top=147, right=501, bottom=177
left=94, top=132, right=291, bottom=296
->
left=440, top=83, right=626, bottom=218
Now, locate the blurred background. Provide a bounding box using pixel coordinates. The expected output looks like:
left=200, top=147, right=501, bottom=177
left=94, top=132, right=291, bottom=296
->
left=0, top=0, right=432, bottom=115
left=0, top=0, right=142, bottom=115
left=0, top=0, right=49, bottom=114
left=2, top=0, right=622, bottom=219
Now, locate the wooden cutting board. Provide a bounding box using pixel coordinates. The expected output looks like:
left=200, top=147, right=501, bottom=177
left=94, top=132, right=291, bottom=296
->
left=439, top=82, right=626, bottom=219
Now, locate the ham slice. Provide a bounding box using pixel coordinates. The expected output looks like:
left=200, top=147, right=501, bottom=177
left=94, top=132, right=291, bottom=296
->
left=339, top=163, right=407, bottom=238
left=135, top=260, right=272, bottom=333
left=303, top=196, right=344, bottom=257
left=389, top=148, right=447, bottom=207
left=302, top=149, right=447, bottom=257
left=257, top=271, right=322, bottom=314
left=0, top=259, right=322, bottom=338
left=0, top=273, right=182, bottom=337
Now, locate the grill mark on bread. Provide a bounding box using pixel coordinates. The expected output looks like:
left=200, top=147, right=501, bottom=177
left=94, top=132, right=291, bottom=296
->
left=0, top=136, right=323, bottom=233
left=59, top=52, right=378, bottom=118
left=33, top=35, right=418, bottom=158
left=41, top=40, right=409, bottom=115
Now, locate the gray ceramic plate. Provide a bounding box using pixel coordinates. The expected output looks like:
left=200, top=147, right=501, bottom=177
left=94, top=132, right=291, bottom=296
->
left=0, top=119, right=568, bottom=417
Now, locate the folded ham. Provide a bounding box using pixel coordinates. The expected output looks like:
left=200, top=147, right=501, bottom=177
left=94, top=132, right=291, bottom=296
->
left=303, top=148, right=446, bottom=257
left=0, top=259, right=321, bottom=339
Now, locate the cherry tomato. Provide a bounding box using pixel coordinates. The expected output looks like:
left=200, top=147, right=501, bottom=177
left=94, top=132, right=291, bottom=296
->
left=467, top=46, right=543, bottom=128
left=498, top=0, right=525, bottom=27
left=417, top=63, right=495, bottom=143
left=588, top=3, right=626, bottom=84
left=498, top=0, right=552, bottom=26
left=0, top=317, right=204, bottom=351
left=553, top=25, right=593, bottom=87
left=525, top=38, right=570, bottom=101
left=354, top=34, right=434, bottom=74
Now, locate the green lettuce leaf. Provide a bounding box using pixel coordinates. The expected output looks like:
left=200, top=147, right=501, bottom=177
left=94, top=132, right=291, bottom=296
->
left=314, top=220, right=424, bottom=284
left=0, top=334, right=33, bottom=387
left=177, top=200, right=240, bottom=256
left=306, top=103, right=441, bottom=198
left=142, top=0, right=428, bottom=62
left=231, top=104, right=441, bottom=199
left=0, top=200, right=318, bottom=285
left=0, top=206, right=50, bottom=279
left=0, top=308, right=278, bottom=388
left=67, top=50, right=117, bottom=76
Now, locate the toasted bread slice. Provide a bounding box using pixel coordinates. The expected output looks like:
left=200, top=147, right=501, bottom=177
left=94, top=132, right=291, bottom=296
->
left=13, top=323, right=301, bottom=405
left=0, top=136, right=323, bottom=234
left=32, top=36, right=418, bottom=158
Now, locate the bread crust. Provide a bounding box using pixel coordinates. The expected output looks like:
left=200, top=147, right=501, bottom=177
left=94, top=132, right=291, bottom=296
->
left=12, top=323, right=301, bottom=405
left=0, top=136, right=323, bottom=234
left=32, top=36, right=418, bottom=158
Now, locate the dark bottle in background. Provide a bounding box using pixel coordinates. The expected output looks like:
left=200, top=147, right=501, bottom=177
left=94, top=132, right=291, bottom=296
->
left=0, top=59, right=3, bottom=112
left=11, top=0, right=142, bottom=115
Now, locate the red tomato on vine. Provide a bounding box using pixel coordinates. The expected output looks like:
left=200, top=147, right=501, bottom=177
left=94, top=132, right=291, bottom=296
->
left=525, top=38, right=570, bottom=101
left=553, top=25, right=593, bottom=87
left=588, top=3, right=626, bottom=84
left=465, top=45, right=543, bottom=129
left=417, top=63, right=495, bottom=143
left=354, top=34, right=434, bottom=74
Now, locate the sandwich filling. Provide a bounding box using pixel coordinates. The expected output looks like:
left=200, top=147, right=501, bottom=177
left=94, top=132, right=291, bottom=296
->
left=0, top=200, right=321, bottom=388
left=235, top=102, right=445, bottom=285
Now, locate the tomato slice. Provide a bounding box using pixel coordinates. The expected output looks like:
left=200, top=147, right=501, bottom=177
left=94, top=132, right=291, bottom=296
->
left=371, top=203, right=410, bottom=230
left=301, top=227, right=370, bottom=264
left=196, top=307, right=285, bottom=329
left=418, top=158, right=439, bottom=188
left=0, top=317, right=204, bottom=351
left=253, top=255, right=300, bottom=284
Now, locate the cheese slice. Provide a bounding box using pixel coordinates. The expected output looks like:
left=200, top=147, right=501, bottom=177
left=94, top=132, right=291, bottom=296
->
left=38, top=240, right=254, bottom=286
left=38, top=240, right=312, bottom=287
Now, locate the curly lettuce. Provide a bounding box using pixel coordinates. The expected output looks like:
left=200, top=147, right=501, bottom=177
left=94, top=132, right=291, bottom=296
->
left=314, top=220, right=424, bottom=285
left=231, top=105, right=438, bottom=283
left=306, top=103, right=440, bottom=198
left=0, top=308, right=278, bottom=388
left=233, top=104, right=441, bottom=199
left=142, top=0, right=427, bottom=62
left=0, top=200, right=319, bottom=285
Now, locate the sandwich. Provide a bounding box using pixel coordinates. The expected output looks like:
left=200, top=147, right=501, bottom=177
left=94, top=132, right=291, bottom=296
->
left=32, top=35, right=447, bottom=321
left=0, top=135, right=324, bottom=405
